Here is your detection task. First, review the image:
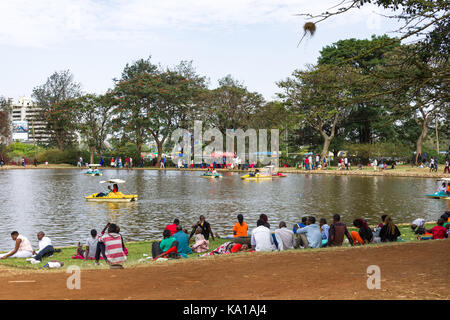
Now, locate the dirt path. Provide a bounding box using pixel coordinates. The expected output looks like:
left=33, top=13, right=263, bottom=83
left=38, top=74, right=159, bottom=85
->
left=1, top=240, right=449, bottom=300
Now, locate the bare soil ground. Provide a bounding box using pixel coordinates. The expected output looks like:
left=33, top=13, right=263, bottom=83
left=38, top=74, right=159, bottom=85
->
left=0, top=239, right=448, bottom=300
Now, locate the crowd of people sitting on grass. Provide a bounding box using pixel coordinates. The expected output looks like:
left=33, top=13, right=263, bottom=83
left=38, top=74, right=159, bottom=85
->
left=1, top=211, right=448, bottom=268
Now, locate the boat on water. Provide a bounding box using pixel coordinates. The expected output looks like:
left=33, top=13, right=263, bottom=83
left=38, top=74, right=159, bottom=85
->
left=241, top=165, right=286, bottom=180
left=84, top=164, right=103, bottom=176
left=426, top=178, right=450, bottom=200
left=85, top=179, right=138, bottom=203
left=201, top=172, right=223, bottom=178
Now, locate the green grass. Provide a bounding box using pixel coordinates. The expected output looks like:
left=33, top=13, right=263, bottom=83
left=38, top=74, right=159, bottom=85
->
left=0, top=238, right=230, bottom=270
left=0, top=224, right=439, bottom=271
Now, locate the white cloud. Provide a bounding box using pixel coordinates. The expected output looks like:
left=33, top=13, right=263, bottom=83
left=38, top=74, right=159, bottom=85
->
left=0, top=0, right=384, bottom=47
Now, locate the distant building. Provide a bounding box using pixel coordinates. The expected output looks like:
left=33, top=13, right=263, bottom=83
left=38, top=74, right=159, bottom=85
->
left=10, top=97, right=50, bottom=144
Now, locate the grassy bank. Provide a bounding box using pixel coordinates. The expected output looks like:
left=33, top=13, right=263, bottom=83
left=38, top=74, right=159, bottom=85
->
left=0, top=223, right=440, bottom=271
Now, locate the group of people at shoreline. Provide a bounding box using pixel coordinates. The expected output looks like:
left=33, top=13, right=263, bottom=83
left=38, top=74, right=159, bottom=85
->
left=1, top=211, right=448, bottom=268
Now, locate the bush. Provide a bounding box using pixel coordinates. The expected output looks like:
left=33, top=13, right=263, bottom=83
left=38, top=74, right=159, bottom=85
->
left=343, top=142, right=411, bottom=164
left=36, top=148, right=90, bottom=165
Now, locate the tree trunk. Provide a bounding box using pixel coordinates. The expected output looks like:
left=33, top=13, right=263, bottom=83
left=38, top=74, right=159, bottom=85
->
left=415, top=116, right=428, bottom=164
left=321, top=136, right=332, bottom=163
left=157, top=142, right=163, bottom=164
left=90, top=146, right=95, bottom=165
left=56, top=135, right=64, bottom=151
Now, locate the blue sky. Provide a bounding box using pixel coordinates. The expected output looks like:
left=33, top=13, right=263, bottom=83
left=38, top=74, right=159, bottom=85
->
left=0, top=0, right=403, bottom=101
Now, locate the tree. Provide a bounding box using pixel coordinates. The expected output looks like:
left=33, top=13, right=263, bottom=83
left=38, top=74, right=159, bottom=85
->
left=317, top=36, right=401, bottom=143
left=379, top=44, right=449, bottom=163
left=32, top=70, right=82, bottom=150
left=205, top=75, right=265, bottom=134
left=112, top=58, right=206, bottom=163
left=278, top=64, right=359, bottom=161
left=75, top=94, right=114, bottom=164
left=0, top=96, right=12, bottom=146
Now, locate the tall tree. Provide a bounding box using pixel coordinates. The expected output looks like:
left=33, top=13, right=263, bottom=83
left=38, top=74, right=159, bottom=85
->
left=278, top=64, right=359, bottom=160
left=32, top=70, right=82, bottom=150
left=112, top=58, right=206, bottom=162
left=75, top=93, right=114, bottom=164
left=0, top=96, right=12, bottom=145
left=317, top=36, right=401, bottom=143
left=205, top=75, right=265, bottom=134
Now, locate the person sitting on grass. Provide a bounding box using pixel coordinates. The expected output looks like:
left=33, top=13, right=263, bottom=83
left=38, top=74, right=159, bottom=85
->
left=28, top=231, right=55, bottom=264
left=233, top=214, right=248, bottom=238
left=251, top=219, right=275, bottom=252
left=99, top=223, right=126, bottom=268
left=259, top=214, right=270, bottom=229
left=165, top=219, right=180, bottom=237
left=319, top=218, right=330, bottom=247
left=351, top=219, right=373, bottom=245
left=173, top=224, right=192, bottom=257
left=295, top=216, right=322, bottom=249
left=152, top=229, right=179, bottom=259
left=327, top=214, right=354, bottom=247
left=379, top=216, right=401, bottom=242
left=189, top=215, right=215, bottom=242
left=190, top=227, right=209, bottom=253
left=411, top=218, right=426, bottom=235
left=274, top=221, right=295, bottom=251
left=418, top=218, right=448, bottom=240
left=293, top=216, right=308, bottom=233
left=0, top=231, right=33, bottom=259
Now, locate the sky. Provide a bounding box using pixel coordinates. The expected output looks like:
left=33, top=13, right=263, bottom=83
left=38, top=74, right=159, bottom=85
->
left=0, top=0, right=404, bottom=102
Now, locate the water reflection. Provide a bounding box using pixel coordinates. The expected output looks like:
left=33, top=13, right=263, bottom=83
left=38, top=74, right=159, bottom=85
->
left=0, top=169, right=446, bottom=250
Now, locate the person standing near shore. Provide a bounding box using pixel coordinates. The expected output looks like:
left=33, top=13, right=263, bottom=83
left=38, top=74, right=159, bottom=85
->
left=444, top=158, right=449, bottom=174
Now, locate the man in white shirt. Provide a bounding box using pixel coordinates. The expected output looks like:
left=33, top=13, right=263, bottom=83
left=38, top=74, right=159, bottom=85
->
left=29, top=231, right=54, bottom=263
left=251, top=220, right=275, bottom=252
left=274, top=221, right=295, bottom=251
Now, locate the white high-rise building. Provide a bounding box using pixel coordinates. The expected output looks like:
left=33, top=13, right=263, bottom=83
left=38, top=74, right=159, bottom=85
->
left=11, top=97, right=50, bottom=143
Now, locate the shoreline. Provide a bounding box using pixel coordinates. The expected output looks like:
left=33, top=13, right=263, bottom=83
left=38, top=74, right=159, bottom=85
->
left=1, top=164, right=448, bottom=179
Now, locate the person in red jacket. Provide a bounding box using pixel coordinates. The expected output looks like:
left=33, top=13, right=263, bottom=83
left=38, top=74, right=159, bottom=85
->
left=424, top=218, right=448, bottom=240
left=164, top=219, right=180, bottom=237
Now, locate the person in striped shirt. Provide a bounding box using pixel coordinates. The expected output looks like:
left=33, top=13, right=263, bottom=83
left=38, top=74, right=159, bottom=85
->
left=99, top=223, right=126, bottom=268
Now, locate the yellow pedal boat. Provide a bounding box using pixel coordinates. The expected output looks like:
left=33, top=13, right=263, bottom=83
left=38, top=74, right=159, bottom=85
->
left=85, top=179, right=138, bottom=203
left=85, top=192, right=138, bottom=202
left=240, top=173, right=273, bottom=180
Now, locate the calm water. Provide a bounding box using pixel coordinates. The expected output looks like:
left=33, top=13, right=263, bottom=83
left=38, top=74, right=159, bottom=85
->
left=0, top=169, right=447, bottom=251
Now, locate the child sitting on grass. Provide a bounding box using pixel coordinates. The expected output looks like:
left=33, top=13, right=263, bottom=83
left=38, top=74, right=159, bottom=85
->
left=418, top=218, right=448, bottom=240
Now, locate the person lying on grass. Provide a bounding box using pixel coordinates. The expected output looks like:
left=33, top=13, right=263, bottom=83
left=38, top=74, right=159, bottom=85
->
left=0, top=231, right=33, bottom=259
left=200, top=242, right=251, bottom=256
left=418, top=218, right=448, bottom=240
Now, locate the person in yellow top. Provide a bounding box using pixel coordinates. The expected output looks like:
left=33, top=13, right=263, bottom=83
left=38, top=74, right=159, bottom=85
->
left=232, top=214, right=248, bottom=238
